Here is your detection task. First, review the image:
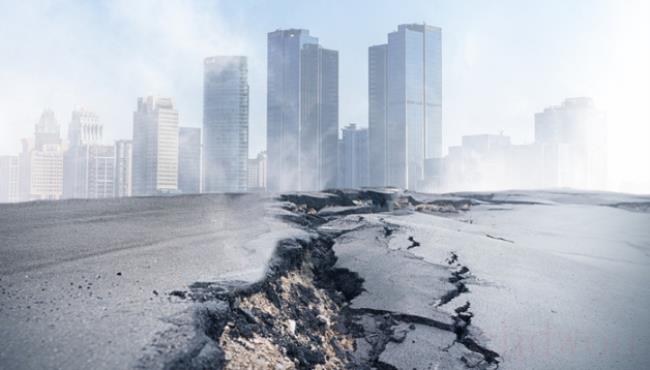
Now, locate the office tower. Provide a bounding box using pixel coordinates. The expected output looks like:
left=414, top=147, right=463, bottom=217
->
left=178, top=127, right=201, bottom=194
left=34, top=109, right=61, bottom=149
left=267, top=29, right=339, bottom=192
left=0, top=156, right=20, bottom=203
left=340, top=124, right=369, bottom=188
left=63, top=109, right=114, bottom=199
left=203, top=56, right=249, bottom=193
left=68, top=109, right=102, bottom=146
left=86, top=145, right=115, bottom=198
left=369, top=24, right=442, bottom=190
left=132, top=96, right=179, bottom=196
left=368, top=44, right=388, bottom=187
left=19, top=110, right=64, bottom=201
left=534, top=97, right=607, bottom=189
left=114, top=140, right=132, bottom=197
left=247, top=151, right=267, bottom=191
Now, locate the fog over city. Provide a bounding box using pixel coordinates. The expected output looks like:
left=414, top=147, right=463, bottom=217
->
left=2, top=2, right=650, bottom=370
left=0, top=0, right=648, bottom=193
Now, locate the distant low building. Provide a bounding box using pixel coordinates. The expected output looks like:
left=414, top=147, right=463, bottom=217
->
left=247, top=151, right=267, bottom=192
left=534, top=97, right=607, bottom=189
left=439, top=98, right=607, bottom=192
left=340, top=124, right=369, bottom=188
left=442, top=134, right=511, bottom=191
left=178, top=127, right=201, bottom=194
left=114, top=140, right=132, bottom=197
left=0, top=155, right=20, bottom=203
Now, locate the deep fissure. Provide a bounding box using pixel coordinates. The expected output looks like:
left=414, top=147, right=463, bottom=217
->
left=162, top=190, right=501, bottom=369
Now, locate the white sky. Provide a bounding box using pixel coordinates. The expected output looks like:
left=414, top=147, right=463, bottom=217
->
left=0, top=0, right=648, bottom=193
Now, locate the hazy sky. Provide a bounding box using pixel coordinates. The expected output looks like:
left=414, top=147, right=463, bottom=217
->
left=0, top=0, right=648, bottom=192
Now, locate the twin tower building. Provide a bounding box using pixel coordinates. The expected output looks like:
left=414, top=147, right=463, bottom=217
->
left=266, top=24, right=441, bottom=192
left=265, top=24, right=442, bottom=192
left=136, top=24, right=442, bottom=195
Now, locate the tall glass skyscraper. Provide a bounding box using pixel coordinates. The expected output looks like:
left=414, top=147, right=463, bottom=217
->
left=267, top=29, right=339, bottom=192
left=369, top=24, right=442, bottom=190
left=203, top=56, right=249, bottom=193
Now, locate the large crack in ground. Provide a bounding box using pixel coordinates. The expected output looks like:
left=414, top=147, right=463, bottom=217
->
left=158, top=189, right=501, bottom=370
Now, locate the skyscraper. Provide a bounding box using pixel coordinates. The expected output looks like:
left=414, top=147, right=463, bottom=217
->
left=179, top=127, right=201, bottom=194
left=368, top=44, right=388, bottom=187
left=369, top=24, right=442, bottom=190
left=63, top=109, right=114, bottom=199
left=132, top=96, right=179, bottom=196
left=114, top=140, right=132, bottom=197
left=19, top=110, right=64, bottom=201
left=34, top=109, right=62, bottom=149
left=68, top=109, right=102, bottom=147
left=203, top=56, right=249, bottom=193
left=340, top=124, right=369, bottom=188
left=267, top=29, right=339, bottom=192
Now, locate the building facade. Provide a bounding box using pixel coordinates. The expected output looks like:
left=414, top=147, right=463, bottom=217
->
left=534, top=97, right=607, bottom=189
left=179, top=127, right=201, bottom=194
left=0, top=156, right=20, bottom=203
left=68, top=109, right=102, bottom=146
left=203, top=56, right=248, bottom=193
left=63, top=109, right=114, bottom=199
left=247, top=151, right=268, bottom=192
left=369, top=24, right=442, bottom=190
left=340, top=124, right=369, bottom=188
left=114, top=140, right=132, bottom=197
left=267, top=29, right=339, bottom=192
left=19, top=110, right=64, bottom=201
left=132, top=96, right=179, bottom=196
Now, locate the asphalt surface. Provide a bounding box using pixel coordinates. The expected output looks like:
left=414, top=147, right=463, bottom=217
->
left=0, top=193, right=302, bottom=370
left=1, top=189, right=649, bottom=370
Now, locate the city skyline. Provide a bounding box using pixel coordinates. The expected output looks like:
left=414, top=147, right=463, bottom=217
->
left=0, top=0, right=648, bottom=193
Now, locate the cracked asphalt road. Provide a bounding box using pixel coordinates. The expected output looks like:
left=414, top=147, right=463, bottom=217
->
left=1, top=189, right=649, bottom=369
left=0, top=194, right=303, bottom=370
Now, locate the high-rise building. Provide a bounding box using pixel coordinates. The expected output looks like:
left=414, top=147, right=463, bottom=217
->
left=534, top=97, right=607, bottom=189
left=34, top=109, right=61, bottom=149
left=0, top=156, right=20, bottom=203
left=19, top=110, right=64, bottom=201
left=179, top=127, right=201, bottom=194
left=247, top=151, right=268, bottom=192
left=68, top=109, right=102, bottom=146
left=368, top=44, right=388, bottom=187
left=114, top=140, right=132, bottom=197
left=63, top=109, right=114, bottom=199
left=369, top=24, right=442, bottom=190
left=203, top=56, right=249, bottom=193
left=132, top=96, right=179, bottom=196
left=340, top=124, right=369, bottom=188
left=86, top=145, right=115, bottom=198
left=267, top=29, right=339, bottom=191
